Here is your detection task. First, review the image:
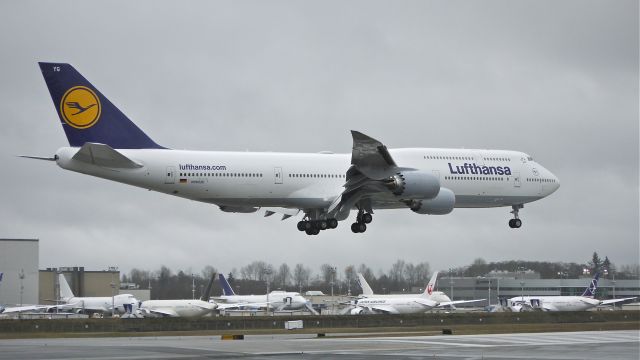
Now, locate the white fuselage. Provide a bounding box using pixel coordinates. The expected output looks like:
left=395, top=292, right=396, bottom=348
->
left=54, top=147, right=559, bottom=213
left=216, top=291, right=308, bottom=311
left=360, top=290, right=453, bottom=303
left=140, top=299, right=217, bottom=318
left=507, top=296, right=601, bottom=312
left=61, top=294, right=138, bottom=314
left=353, top=296, right=438, bottom=315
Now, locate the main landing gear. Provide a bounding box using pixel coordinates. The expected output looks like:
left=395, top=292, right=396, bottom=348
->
left=509, top=204, right=523, bottom=229
left=297, top=218, right=338, bottom=236
left=351, top=210, right=372, bottom=233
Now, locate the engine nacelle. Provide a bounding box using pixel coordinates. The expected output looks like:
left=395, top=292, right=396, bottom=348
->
left=350, top=307, right=365, bottom=315
left=410, top=187, right=455, bottom=215
left=387, top=172, right=440, bottom=199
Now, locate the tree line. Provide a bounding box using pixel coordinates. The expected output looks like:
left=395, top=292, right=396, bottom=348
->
left=120, top=253, right=639, bottom=300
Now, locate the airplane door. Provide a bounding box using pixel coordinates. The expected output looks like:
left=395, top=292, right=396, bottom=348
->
left=274, top=167, right=283, bottom=184
left=513, top=171, right=521, bottom=188
left=164, top=166, right=176, bottom=184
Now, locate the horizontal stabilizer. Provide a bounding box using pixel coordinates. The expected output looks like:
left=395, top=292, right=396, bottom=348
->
left=72, top=143, right=142, bottom=169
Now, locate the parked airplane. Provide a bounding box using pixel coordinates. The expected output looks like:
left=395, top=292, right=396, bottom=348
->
left=502, top=273, right=637, bottom=312
left=56, top=274, right=139, bottom=315
left=28, top=63, right=560, bottom=235
left=355, top=272, right=484, bottom=310
left=138, top=273, right=218, bottom=318
left=0, top=272, right=54, bottom=314
left=214, top=273, right=317, bottom=314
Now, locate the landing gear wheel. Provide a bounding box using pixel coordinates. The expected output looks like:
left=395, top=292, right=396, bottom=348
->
left=357, top=223, right=367, bottom=232
left=318, top=220, right=328, bottom=230
left=306, top=227, right=320, bottom=235
left=297, top=221, right=306, bottom=231
left=362, top=213, right=373, bottom=224
left=509, top=204, right=524, bottom=229
left=328, top=218, right=338, bottom=229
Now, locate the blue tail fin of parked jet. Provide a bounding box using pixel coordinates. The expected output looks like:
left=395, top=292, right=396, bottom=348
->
left=38, top=62, right=164, bottom=149
left=218, top=273, right=236, bottom=296
left=581, top=272, right=600, bottom=297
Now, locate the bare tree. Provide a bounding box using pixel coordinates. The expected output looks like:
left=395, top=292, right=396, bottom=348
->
left=274, top=263, right=291, bottom=289
left=201, top=265, right=217, bottom=281
left=293, top=263, right=311, bottom=292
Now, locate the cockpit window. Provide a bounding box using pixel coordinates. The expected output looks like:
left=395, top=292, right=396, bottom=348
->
left=527, top=156, right=533, bottom=161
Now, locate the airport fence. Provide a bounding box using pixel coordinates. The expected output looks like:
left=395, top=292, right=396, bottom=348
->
left=0, top=311, right=637, bottom=334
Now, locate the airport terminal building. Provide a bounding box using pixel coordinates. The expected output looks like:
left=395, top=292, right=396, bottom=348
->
left=436, top=272, right=640, bottom=307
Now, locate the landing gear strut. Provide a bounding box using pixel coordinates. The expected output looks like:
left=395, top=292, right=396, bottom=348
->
left=351, top=210, right=372, bottom=233
left=509, top=204, right=523, bottom=229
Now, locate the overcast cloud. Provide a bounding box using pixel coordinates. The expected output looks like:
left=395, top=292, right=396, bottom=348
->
left=0, top=0, right=637, bottom=278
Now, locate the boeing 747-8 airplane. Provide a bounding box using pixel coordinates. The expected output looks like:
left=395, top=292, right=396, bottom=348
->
left=28, top=63, right=560, bottom=235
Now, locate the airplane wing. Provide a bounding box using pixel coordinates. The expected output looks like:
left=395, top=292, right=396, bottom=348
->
left=413, top=298, right=439, bottom=308
left=0, top=305, right=51, bottom=314
left=72, top=142, right=142, bottom=169
left=142, top=308, right=179, bottom=317
left=437, top=299, right=486, bottom=307
left=362, top=304, right=400, bottom=314
left=599, top=297, right=638, bottom=306
left=216, top=302, right=270, bottom=310
left=328, top=131, right=415, bottom=220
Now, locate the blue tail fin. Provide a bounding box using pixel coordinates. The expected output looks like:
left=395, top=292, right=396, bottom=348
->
left=581, top=272, right=600, bottom=297
left=38, top=62, right=164, bottom=149
left=218, top=273, right=236, bottom=296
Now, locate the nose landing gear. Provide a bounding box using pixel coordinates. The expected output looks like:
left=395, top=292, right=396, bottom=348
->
left=509, top=204, right=523, bottom=228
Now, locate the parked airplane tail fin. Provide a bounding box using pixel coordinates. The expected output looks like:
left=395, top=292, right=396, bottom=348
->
left=422, top=271, right=439, bottom=297
left=581, top=272, right=600, bottom=297
left=38, top=62, right=164, bottom=149
left=201, top=273, right=216, bottom=301
left=218, top=273, right=236, bottom=296
left=356, top=273, right=374, bottom=296
left=58, top=273, right=75, bottom=300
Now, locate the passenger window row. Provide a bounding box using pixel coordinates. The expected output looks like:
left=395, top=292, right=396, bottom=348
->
left=445, top=176, right=505, bottom=181
left=425, top=155, right=473, bottom=160
left=483, top=157, right=510, bottom=162
left=180, top=172, right=263, bottom=178
left=526, top=178, right=556, bottom=183
left=289, top=174, right=345, bottom=179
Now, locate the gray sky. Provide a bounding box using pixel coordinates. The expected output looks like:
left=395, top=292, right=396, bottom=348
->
left=1, top=0, right=638, bottom=278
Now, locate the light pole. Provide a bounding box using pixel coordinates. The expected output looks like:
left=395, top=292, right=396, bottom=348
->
left=109, top=266, right=118, bottom=317
left=330, top=266, right=337, bottom=298
left=487, top=278, right=491, bottom=306
left=18, top=269, right=25, bottom=307
left=264, top=268, right=272, bottom=315
left=448, top=268, right=454, bottom=301
left=520, top=281, right=525, bottom=300
left=191, top=274, right=195, bottom=300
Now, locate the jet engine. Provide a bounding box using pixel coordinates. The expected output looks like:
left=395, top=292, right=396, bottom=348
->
left=410, top=187, right=455, bottom=215
left=385, top=172, right=440, bottom=199
left=350, top=307, right=365, bottom=315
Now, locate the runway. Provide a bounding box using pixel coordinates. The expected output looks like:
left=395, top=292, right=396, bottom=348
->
left=0, top=330, right=637, bottom=359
